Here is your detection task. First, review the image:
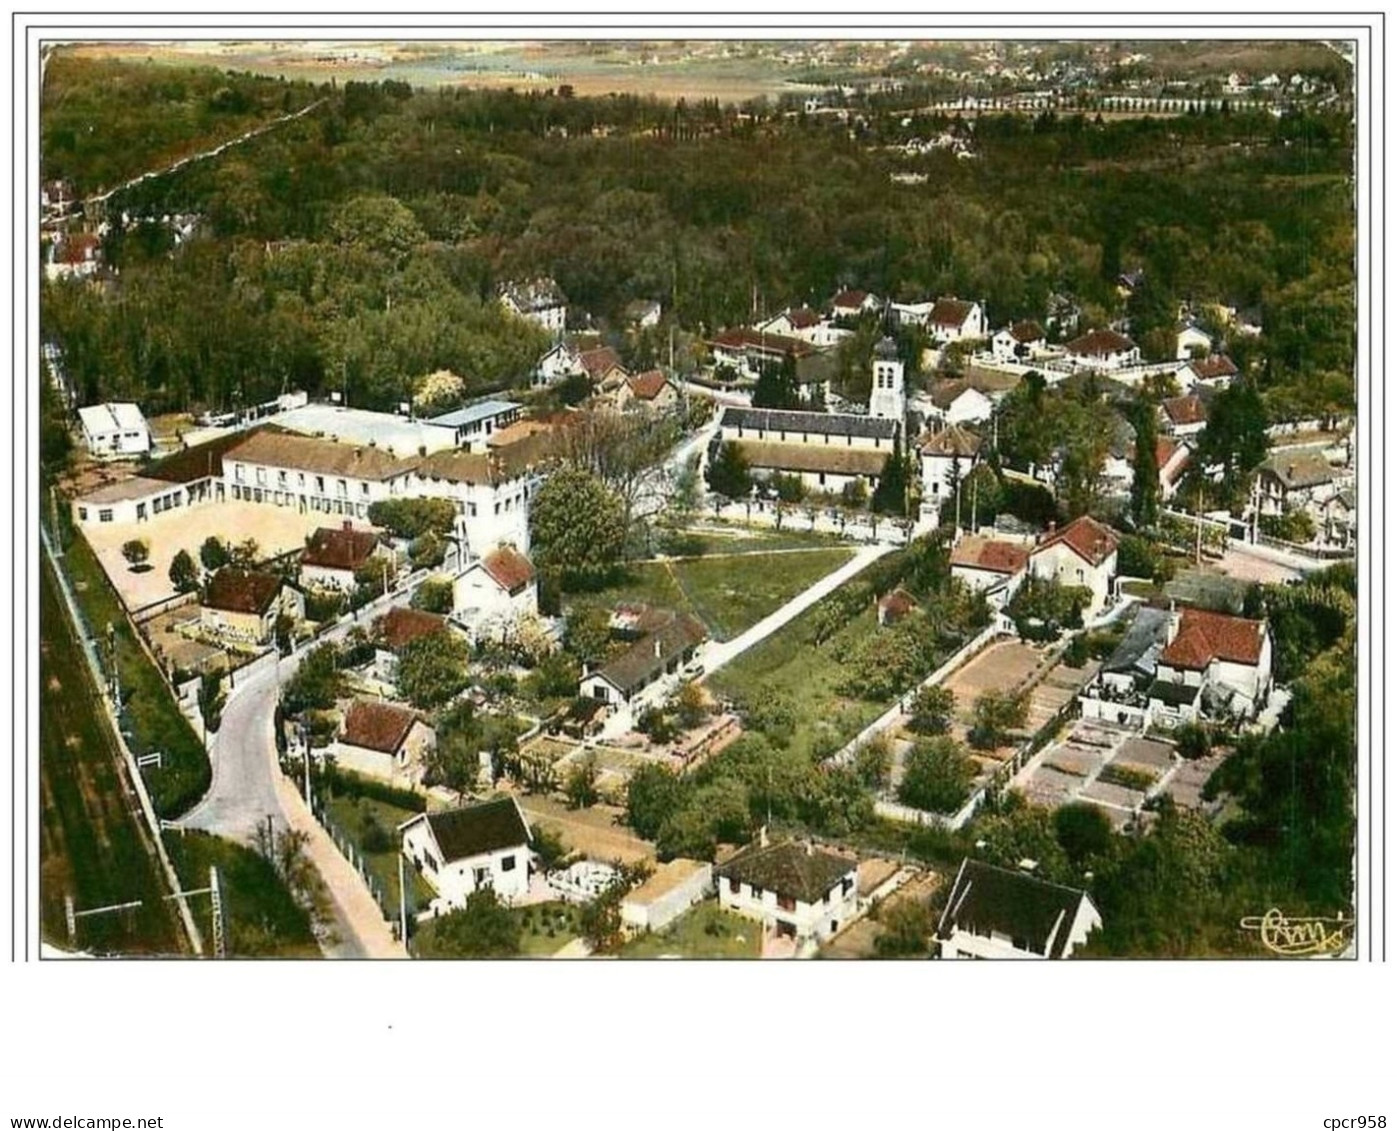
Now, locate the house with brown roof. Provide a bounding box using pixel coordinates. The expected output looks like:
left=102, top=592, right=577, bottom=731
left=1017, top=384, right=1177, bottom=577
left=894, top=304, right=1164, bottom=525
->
left=1177, top=354, right=1239, bottom=390
left=452, top=545, right=539, bottom=642
left=990, top=319, right=1047, bottom=362
left=577, top=346, right=629, bottom=389
left=610, top=369, right=678, bottom=414
left=1149, top=606, right=1273, bottom=724
left=1027, top=516, right=1120, bottom=617
left=334, top=699, right=436, bottom=785
left=371, top=606, right=450, bottom=686
left=829, top=288, right=881, bottom=320
left=919, top=424, right=982, bottom=510
left=950, top=535, right=1031, bottom=604
left=1160, top=394, right=1209, bottom=439
left=200, top=569, right=304, bottom=645
left=877, top=587, right=919, bottom=627
left=1256, top=451, right=1338, bottom=518
left=499, top=277, right=567, bottom=337
left=716, top=833, right=859, bottom=944
left=580, top=611, right=707, bottom=707
left=300, top=522, right=387, bottom=591
left=1064, top=328, right=1140, bottom=371
left=927, top=297, right=986, bottom=344
left=400, top=797, right=534, bottom=911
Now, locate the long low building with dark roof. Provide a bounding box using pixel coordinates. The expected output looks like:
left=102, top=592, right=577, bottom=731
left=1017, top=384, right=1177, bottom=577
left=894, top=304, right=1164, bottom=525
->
left=717, top=404, right=903, bottom=493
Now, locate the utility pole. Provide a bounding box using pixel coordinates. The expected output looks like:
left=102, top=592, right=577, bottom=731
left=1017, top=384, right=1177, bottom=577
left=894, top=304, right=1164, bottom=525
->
left=970, top=472, right=979, bottom=533
left=398, top=849, right=409, bottom=947
left=1195, top=482, right=1204, bottom=566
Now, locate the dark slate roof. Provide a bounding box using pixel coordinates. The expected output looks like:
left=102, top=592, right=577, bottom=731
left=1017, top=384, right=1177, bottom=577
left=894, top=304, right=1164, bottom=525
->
left=424, top=798, right=531, bottom=864
left=720, top=406, right=898, bottom=441
left=204, top=569, right=285, bottom=616
left=717, top=840, right=856, bottom=905
left=937, top=859, right=1091, bottom=958
left=302, top=526, right=381, bottom=572
left=595, top=613, right=707, bottom=696
left=146, top=427, right=265, bottom=484
left=1102, top=606, right=1172, bottom=678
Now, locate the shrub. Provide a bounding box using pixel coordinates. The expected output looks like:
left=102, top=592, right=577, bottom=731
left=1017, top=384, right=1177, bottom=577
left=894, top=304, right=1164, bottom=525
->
left=1173, top=721, right=1215, bottom=761
left=1096, top=763, right=1155, bottom=792
left=1063, top=634, right=1089, bottom=668
left=898, top=737, right=977, bottom=814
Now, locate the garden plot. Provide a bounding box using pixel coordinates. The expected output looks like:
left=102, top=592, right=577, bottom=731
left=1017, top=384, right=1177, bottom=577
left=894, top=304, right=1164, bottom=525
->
left=1042, top=743, right=1108, bottom=779
left=1021, top=766, right=1084, bottom=808
left=1024, top=660, right=1100, bottom=732
left=1163, top=750, right=1229, bottom=811
left=1118, top=736, right=1178, bottom=771
left=1080, top=779, right=1147, bottom=811
left=941, top=637, right=1044, bottom=719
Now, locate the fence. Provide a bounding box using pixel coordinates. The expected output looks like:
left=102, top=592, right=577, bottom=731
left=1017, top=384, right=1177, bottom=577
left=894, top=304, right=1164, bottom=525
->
left=307, top=789, right=400, bottom=931
left=131, top=589, right=198, bottom=625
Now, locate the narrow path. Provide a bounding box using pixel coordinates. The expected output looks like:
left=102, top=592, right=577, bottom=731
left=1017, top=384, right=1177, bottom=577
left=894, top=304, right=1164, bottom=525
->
left=699, top=543, right=896, bottom=678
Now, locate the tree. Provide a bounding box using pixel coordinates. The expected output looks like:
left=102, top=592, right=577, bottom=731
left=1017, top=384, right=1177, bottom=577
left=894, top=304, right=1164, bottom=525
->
left=367, top=497, right=457, bottom=540
left=969, top=689, right=1029, bottom=750
left=1193, top=379, right=1269, bottom=505
left=564, top=753, right=600, bottom=809
left=706, top=440, right=752, bottom=501
left=871, top=432, right=911, bottom=516
left=121, top=538, right=150, bottom=571
left=905, top=684, right=956, bottom=736
left=626, top=763, right=688, bottom=840
left=563, top=605, right=613, bottom=667
left=898, top=737, right=977, bottom=814
left=1128, top=396, right=1162, bottom=528
left=577, top=874, right=631, bottom=954
left=530, top=466, right=626, bottom=591
left=228, top=537, right=260, bottom=570
left=200, top=536, right=230, bottom=572
left=168, top=548, right=199, bottom=593
left=273, top=613, right=295, bottom=657
left=853, top=734, right=894, bottom=790
left=409, top=531, right=446, bottom=570
left=198, top=670, right=225, bottom=734
left=281, top=642, right=342, bottom=715
left=427, top=889, right=521, bottom=957
left=672, top=680, right=709, bottom=730
left=1054, top=802, right=1115, bottom=866
left=410, top=576, right=454, bottom=614
left=751, top=351, right=802, bottom=410
left=873, top=899, right=935, bottom=957
left=396, top=628, right=471, bottom=710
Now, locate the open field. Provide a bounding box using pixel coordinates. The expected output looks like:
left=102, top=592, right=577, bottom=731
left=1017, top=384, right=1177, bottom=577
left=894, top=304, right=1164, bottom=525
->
left=163, top=829, right=320, bottom=957
left=55, top=525, right=211, bottom=817
left=81, top=500, right=332, bottom=611
left=617, top=901, right=761, bottom=959
left=571, top=547, right=855, bottom=643
left=518, top=795, right=655, bottom=866
left=40, top=560, right=184, bottom=955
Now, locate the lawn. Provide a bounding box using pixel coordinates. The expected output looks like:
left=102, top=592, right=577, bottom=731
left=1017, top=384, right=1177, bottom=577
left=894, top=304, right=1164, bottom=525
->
left=617, top=901, right=761, bottom=959
left=707, top=603, right=889, bottom=761
left=322, top=793, right=436, bottom=917
left=51, top=518, right=210, bottom=818
left=570, top=547, right=855, bottom=643
left=163, top=829, right=320, bottom=958
left=39, top=560, right=185, bottom=955
left=665, top=522, right=848, bottom=556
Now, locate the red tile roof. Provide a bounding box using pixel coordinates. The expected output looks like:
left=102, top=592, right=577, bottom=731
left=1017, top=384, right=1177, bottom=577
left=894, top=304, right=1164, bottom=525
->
left=341, top=699, right=420, bottom=754
left=1189, top=355, right=1238, bottom=381
left=1162, top=394, right=1207, bottom=427
left=1160, top=607, right=1266, bottom=669
left=301, top=526, right=381, bottom=572
left=578, top=346, right=626, bottom=381
left=204, top=570, right=286, bottom=616
left=708, top=328, right=815, bottom=358
left=930, top=297, right=976, bottom=327
left=482, top=546, right=536, bottom=595
left=950, top=537, right=1030, bottom=576
left=919, top=424, right=982, bottom=458
left=1009, top=319, right=1045, bottom=343
left=1156, top=438, right=1189, bottom=478
left=374, top=607, right=447, bottom=652
left=1066, top=328, right=1136, bottom=357
left=1032, top=516, right=1120, bottom=567
left=831, top=288, right=869, bottom=309
left=626, top=370, right=670, bottom=401
left=786, top=307, right=822, bottom=329
left=878, top=587, right=919, bottom=619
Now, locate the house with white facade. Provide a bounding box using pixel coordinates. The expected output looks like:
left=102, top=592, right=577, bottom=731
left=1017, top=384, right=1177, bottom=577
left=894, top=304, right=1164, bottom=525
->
left=918, top=425, right=981, bottom=509
left=707, top=329, right=817, bottom=382
left=715, top=836, right=859, bottom=944
left=300, top=523, right=387, bottom=592
left=1148, top=606, right=1273, bottom=726
left=623, top=298, right=663, bottom=330
left=1175, top=322, right=1213, bottom=360
left=426, top=400, right=523, bottom=452
left=400, top=798, right=534, bottom=911
left=1027, top=516, right=1120, bottom=617
left=718, top=405, right=901, bottom=496
left=925, top=297, right=986, bottom=345
left=1255, top=451, right=1338, bottom=518
left=829, top=288, right=881, bottom=321
left=990, top=320, right=1047, bottom=362
left=533, top=341, right=584, bottom=388
left=333, top=699, right=436, bottom=785
left=949, top=536, right=1030, bottom=605
left=1160, top=393, right=1209, bottom=439
left=71, top=476, right=191, bottom=527
left=78, top=403, right=152, bottom=461
left=936, top=859, right=1101, bottom=959
left=1176, top=354, right=1239, bottom=391
left=499, top=278, right=567, bottom=337
left=612, top=370, right=679, bottom=414
left=453, top=545, right=539, bottom=642
left=1063, top=328, right=1140, bottom=371
left=371, top=606, right=450, bottom=688
left=579, top=612, right=707, bottom=707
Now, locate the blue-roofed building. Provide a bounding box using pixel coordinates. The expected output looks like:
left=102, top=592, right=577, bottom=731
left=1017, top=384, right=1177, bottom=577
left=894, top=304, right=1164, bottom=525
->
left=427, top=400, right=523, bottom=451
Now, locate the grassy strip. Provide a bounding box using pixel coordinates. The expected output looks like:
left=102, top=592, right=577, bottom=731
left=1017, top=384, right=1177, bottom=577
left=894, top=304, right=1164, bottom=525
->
left=413, top=900, right=581, bottom=958
left=616, top=902, right=761, bottom=959
left=163, top=829, right=320, bottom=958
left=55, top=523, right=210, bottom=818
left=321, top=794, right=436, bottom=918
left=40, top=560, right=184, bottom=955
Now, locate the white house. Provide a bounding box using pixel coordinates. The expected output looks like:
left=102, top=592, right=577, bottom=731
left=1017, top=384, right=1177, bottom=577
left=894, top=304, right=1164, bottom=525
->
left=78, top=403, right=152, bottom=461
left=399, top=797, right=534, bottom=911
left=1160, top=394, right=1208, bottom=439
left=1064, top=328, right=1140, bottom=371
left=991, top=320, right=1047, bottom=362
left=918, top=425, right=981, bottom=509
left=426, top=399, right=523, bottom=452
left=949, top=536, right=1030, bottom=604
left=715, top=836, right=859, bottom=944
left=829, top=288, right=881, bottom=321
left=533, top=342, right=584, bottom=388
left=1176, top=354, right=1239, bottom=391
left=624, top=298, right=663, bottom=330
left=499, top=278, right=567, bottom=337
left=1150, top=606, right=1273, bottom=725
left=1255, top=451, right=1337, bottom=518
left=223, top=429, right=416, bottom=522
left=452, top=545, right=539, bottom=641
left=1027, top=516, right=1120, bottom=617
left=1175, top=323, right=1213, bottom=360
left=936, top=859, right=1101, bottom=959
left=71, top=475, right=190, bottom=527
left=579, top=612, right=707, bottom=707
left=620, top=859, right=714, bottom=933
left=333, top=699, right=436, bottom=785
left=299, top=523, right=387, bottom=592
left=925, top=297, right=986, bottom=345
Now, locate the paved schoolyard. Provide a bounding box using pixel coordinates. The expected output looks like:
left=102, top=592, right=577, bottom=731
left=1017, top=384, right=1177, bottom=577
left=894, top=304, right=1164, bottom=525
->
left=82, top=502, right=337, bottom=611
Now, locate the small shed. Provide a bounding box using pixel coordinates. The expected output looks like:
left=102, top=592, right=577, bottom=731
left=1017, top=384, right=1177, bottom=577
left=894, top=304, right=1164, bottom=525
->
left=620, top=859, right=714, bottom=933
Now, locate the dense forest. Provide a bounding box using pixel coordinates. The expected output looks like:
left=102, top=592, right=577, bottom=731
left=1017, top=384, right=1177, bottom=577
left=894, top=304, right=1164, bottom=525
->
left=41, top=55, right=1354, bottom=425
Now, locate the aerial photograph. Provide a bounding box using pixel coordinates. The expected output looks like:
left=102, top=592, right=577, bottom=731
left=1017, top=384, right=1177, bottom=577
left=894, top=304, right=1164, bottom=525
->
left=36, top=37, right=1357, bottom=960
